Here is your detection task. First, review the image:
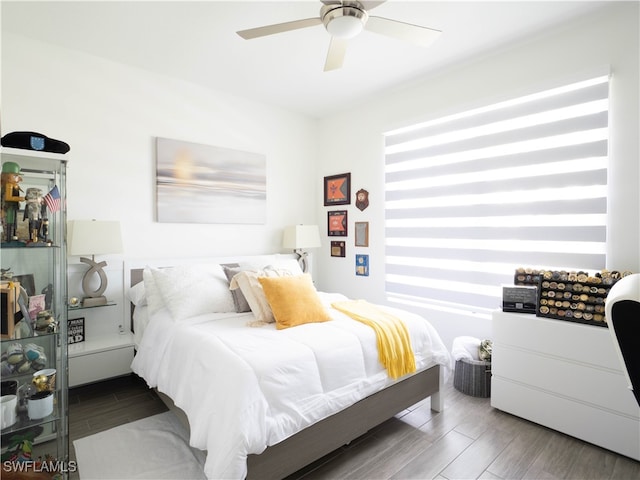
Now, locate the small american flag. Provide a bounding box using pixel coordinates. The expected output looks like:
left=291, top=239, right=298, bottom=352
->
left=44, top=185, right=61, bottom=212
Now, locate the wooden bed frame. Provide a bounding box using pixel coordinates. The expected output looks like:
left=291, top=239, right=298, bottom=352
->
left=126, top=257, right=444, bottom=480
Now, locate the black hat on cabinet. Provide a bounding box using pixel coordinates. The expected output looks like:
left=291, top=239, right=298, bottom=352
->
left=1, top=131, right=70, bottom=154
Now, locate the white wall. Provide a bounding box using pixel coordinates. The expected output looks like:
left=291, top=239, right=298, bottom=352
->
left=2, top=33, right=320, bottom=259
left=315, top=2, right=640, bottom=349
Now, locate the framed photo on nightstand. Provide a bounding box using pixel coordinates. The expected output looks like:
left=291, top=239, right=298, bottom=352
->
left=68, top=317, right=85, bottom=344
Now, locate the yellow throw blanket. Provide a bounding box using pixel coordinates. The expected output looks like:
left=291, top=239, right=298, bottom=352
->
left=331, top=300, right=416, bottom=380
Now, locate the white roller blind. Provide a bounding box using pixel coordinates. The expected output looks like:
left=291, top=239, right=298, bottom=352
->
left=384, top=73, right=609, bottom=314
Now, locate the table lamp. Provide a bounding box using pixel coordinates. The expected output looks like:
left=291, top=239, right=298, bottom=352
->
left=282, top=224, right=321, bottom=273
left=68, top=220, right=123, bottom=307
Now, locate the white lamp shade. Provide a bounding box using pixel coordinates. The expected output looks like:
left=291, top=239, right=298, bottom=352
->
left=68, top=220, right=124, bottom=256
left=282, top=225, right=321, bottom=250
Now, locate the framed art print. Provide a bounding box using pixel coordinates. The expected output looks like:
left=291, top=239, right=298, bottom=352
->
left=355, top=222, right=369, bottom=247
left=356, top=254, right=369, bottom=276
left=28, top=294, right=46, bottom=321
left=324, top=173, right=351, bottom=206
left=331, top=241, right=346, bottom=257
left=328, top=210, right=348, bottom=236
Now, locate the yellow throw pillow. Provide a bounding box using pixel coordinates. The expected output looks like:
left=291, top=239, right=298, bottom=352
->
left=258, top=274, right=332, bottom=329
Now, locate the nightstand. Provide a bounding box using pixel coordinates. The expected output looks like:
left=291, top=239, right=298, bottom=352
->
left=67, top=302, right=135, bottom=387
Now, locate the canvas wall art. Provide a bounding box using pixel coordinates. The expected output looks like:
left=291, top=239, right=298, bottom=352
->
left=156, top=137, right=266, bottom=224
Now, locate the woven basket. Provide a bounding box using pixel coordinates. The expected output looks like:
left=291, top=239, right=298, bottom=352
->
left=453, top=358, right=492, bottom=398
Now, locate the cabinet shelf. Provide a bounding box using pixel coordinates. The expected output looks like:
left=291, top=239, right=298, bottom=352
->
left=1, top=402, right=63, bottom=436
left=2, top=328, right=60, bottom=341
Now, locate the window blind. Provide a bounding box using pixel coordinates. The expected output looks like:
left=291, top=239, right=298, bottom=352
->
left=384, top=74, right=609, bottom=314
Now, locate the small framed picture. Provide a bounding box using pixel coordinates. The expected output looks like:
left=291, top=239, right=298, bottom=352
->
left=68, top=317, right=85, bottom=344
left=356, top=254, right=369, bottom=276
left=28, top=294, right=47, bottom=321
left=324, top=173, right=351, bottom=206
left=328, top=210, right=348, bottom=236
left=355, top=222, right=369, bottom=247
left=331, top=241, right=346, bottom=257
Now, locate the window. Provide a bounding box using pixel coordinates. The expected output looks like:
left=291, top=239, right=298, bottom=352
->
left=384, top=73, right=609, bottom=315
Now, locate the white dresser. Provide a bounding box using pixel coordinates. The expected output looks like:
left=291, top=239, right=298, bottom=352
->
left=491, top=310, right=640, bottom=460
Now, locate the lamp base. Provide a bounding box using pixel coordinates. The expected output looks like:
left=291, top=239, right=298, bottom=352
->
left=295, top=249, right=310, bottom=273
left=82, top=296, right=107, bottom=307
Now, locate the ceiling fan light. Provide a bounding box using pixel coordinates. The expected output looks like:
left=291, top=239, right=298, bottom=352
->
left=327, top=15, right=364, bottom=39
left=323, top=5, right=368, bottom=39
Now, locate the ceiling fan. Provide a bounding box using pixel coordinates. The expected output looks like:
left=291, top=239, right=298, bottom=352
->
left=236, top=1, right=441, bottom=72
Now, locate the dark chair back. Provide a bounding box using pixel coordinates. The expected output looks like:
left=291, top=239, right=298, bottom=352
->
left=605, top=274, right=640, bottom=406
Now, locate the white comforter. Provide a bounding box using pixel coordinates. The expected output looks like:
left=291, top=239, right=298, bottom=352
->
left=131, top=292, right=451, bottom=479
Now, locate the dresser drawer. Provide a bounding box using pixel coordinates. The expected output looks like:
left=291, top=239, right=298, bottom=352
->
left=493, top=344, right=637, bottom=416
left=493, top=311, right=620, bottom=369
left=492, top=377, right=640, bottom=461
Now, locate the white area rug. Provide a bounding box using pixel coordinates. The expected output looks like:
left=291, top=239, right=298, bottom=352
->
left=73, top=412, right=207, bottom=479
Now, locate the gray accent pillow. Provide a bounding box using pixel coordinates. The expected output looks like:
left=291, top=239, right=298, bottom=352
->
left=222, top=265, right=252, bottom=313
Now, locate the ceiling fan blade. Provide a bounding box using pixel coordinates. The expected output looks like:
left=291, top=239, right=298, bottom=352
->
left=324, top=37, right=348, bottom=71
left=365, top=16, right=441, bottom=47
left=237, top=17, right=322, bottom=40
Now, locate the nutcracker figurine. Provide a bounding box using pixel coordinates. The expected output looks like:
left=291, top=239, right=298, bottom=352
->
left=1, top=161, right=25, bottom=243
left=24, top=187, right=48, bottom=245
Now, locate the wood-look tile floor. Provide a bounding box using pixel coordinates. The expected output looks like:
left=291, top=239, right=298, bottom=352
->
left=68, top=374, right=640, bottom=480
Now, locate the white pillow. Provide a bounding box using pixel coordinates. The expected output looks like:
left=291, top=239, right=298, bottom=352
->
left=151, top=263, right=235, bottom=321
left=229, top=267, right=295, bottom=324
left=127, top=282, right=147, bottom=306
left=239, top=257, right=303, bottom=276
left=269, top=257, right=304, bottom=276
left=143, top=267, right=165, bottom=315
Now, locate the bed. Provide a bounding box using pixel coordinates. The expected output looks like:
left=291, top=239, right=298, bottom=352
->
left=125, top=254, right=452, bottom=480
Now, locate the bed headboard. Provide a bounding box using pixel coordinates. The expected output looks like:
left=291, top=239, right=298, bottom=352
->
left=130, top=268, right=145, bottom=287
left=124, top=253, right=300, bottom=327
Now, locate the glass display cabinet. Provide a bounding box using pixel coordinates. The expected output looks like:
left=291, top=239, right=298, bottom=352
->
left=1, top=148, right=69, bottom=478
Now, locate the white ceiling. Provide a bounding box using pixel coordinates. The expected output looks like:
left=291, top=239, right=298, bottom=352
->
left=3, top=1, right=611, bottom=118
